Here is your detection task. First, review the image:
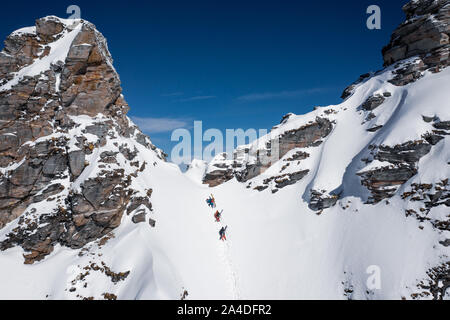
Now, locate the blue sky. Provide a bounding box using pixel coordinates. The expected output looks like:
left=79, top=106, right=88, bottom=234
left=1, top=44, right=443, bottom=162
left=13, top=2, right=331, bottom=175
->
left=0, top=0, right=407, bottom=160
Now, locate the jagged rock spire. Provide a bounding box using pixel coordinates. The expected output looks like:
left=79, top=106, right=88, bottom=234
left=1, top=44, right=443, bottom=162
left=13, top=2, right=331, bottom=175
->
left=0, top=17, right=161, bottom=263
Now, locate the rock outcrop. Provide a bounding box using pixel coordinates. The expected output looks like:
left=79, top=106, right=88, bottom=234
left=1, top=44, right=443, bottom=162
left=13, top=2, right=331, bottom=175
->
left=382, top=0, right=449, bottom=68
left=0, top=17, right=162, bottom=263
left=308, top=190, right=339, bottom=212
left=203, top=117, right=332, bottom=188
left=341, top=0, right=449, bottom=98
left=358, top=140, right=432, bottom=203
left=358, top=115, right=449, bottom=204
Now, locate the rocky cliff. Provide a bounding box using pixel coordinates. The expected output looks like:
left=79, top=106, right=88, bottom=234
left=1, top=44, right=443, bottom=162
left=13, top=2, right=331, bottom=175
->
left=0, top=16, right=163, bottom=264
left=382, top=0, right=449, bottom=68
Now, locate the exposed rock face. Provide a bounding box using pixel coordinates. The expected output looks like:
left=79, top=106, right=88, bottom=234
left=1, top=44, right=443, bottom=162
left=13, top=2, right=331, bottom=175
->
left=361, top=94, right=386, bottom=111
left=382, top=0, right=449, bottom=68
left=263, top=170, right=310, bottom=190
left=358, top=140, right=433, bottom=203
left=309, top=190, right=339, bottom=212
left=358, top=114, right=449, bottom=204
left=203, top=117, right=332, bottom=188
left=203, top=162, right=235, bottom=188
left=341, top=0, right=449, bottom=99
left=388, top=58, right=428, bottom=86
left=278, top=117, right=332, bottom=157
left=380, top=0, right=450, bottom=87
left=417, top=262, right=450, bottom=300
left=0, top=17, right=162, bottom=263
left=402, top=179, right=449, bottom=227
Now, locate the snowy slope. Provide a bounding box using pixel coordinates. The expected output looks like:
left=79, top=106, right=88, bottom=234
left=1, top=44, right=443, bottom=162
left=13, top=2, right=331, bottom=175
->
left=1, top=63, right=447, bottom=300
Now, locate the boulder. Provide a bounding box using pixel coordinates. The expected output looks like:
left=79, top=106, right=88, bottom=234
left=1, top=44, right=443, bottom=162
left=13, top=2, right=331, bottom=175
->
left=309, top=190, right=339, bottom=211
left=132, top=211, right=146, bottom=224
left=361, top=95, right=385, bottom=111
left=68, top=150, right=85, bottom=177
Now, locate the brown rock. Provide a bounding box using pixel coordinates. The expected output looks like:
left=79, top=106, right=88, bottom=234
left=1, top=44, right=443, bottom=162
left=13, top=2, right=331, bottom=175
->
left=382, top=0, right=449, bottom=68
left=36, top=17, right=64, bottom=40
left=0, top=16, right=162, bottom=264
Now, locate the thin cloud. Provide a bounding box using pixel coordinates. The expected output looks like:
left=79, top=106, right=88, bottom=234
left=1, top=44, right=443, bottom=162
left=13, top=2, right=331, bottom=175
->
left=236, top=88, right=328, bottom=102
left=176, top=95, right=216, bottom=103
left=130, top=116, right=190, bottom=133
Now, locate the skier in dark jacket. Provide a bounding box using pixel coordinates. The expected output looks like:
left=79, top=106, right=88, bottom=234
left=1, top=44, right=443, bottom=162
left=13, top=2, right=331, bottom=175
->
left=219, top=226, right=227, bottom=241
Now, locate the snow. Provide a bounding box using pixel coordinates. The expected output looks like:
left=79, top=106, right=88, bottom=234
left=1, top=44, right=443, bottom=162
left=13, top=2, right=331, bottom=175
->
left=358, top=160, right=394, bottom=173
left=0, top=157, right=25, bottom=177
left=185, top=159, right=207, bottom=183
left=11, top=26, right=36, bottom=36
left=0, top=19, right=448, bottom=300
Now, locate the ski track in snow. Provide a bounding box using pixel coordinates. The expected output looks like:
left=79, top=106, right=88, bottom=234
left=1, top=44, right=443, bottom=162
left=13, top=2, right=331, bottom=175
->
left=224, top=240, right=241, bottom=299
left=209, top=200, right=241, bottom=299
